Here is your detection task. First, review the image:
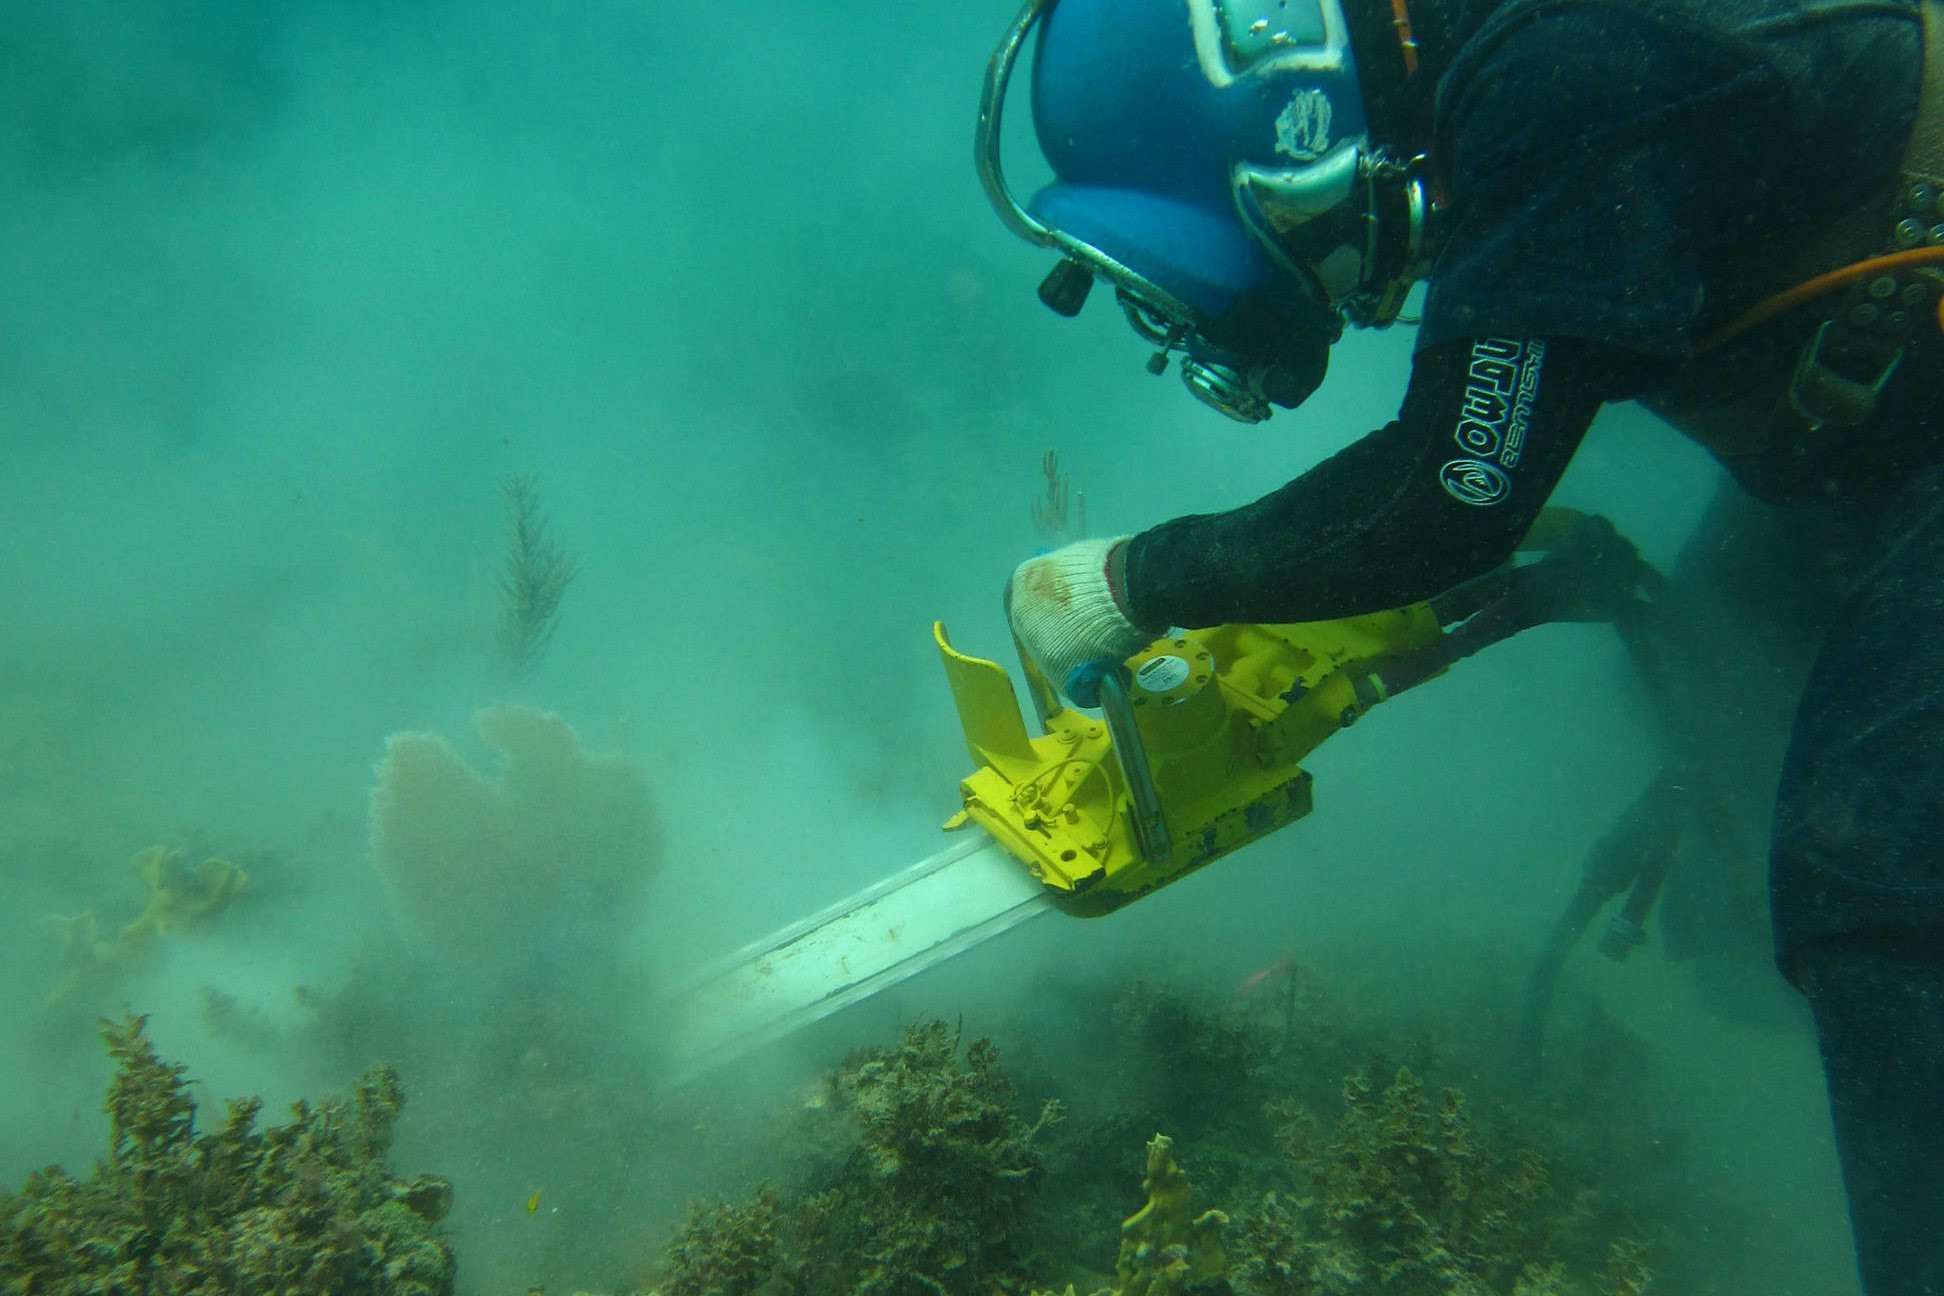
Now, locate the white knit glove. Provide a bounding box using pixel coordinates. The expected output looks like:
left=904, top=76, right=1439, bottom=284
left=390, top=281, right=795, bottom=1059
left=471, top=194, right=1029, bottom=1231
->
left=1007, top=537, right=1154, bottom=705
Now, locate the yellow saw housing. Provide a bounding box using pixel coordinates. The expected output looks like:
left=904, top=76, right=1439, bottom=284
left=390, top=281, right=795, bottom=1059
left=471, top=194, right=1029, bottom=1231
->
left=935, top=610, right=1442, bottom=915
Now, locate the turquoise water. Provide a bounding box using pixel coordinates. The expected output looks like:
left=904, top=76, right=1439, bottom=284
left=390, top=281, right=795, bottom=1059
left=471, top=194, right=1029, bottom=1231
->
left=0, top=3, right=1860, bottom=1292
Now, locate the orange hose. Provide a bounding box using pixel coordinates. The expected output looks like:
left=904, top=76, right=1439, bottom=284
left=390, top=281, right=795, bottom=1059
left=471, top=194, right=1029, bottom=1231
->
left=1389, top=0, right=1420, bottom=75
left=1696, top=244, right=1944, bottom=354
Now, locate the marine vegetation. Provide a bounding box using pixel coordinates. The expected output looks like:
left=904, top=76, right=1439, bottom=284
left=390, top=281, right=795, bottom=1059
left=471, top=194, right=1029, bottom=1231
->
left=649, top=1018, right=1063, bottom=1296
left=0, top=1014, right=455, bottom=1296
left=497, top=470, right=582, bottom=682
left=997, top=957, right=1685, bottom=1289
left=279, top=710, right=665, bottom=1286
left=1233, top=1066, right=1651, bottom=1295
left=292, top=930, right=672, bottom=1289
left=37, top=844, right=249, bottom=1008
left=1031, top=448, right=1087, bottom=546
left=634, top=981, right=1659, bottom=1296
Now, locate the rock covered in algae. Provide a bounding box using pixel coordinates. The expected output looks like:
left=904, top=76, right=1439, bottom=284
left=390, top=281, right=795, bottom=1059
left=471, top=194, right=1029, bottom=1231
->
left=0, top=1014, right=455, bottom=1295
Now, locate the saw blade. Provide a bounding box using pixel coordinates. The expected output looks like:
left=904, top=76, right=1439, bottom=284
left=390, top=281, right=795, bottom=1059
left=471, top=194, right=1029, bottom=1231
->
left=657, top=833, right=1054, bottom=1081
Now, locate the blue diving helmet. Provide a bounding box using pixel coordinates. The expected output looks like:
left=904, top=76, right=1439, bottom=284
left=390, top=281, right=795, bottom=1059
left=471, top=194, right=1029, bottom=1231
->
left=976, top=0, right=1438, bottom=422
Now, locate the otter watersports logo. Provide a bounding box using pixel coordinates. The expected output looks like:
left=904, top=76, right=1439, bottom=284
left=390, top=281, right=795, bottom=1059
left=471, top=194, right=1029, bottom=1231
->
left=1440, top=458, right=1513, bottom=506
left=1441, top=337, right=1545, bottom=507
left=1274, top=88, right=1333, bottom=162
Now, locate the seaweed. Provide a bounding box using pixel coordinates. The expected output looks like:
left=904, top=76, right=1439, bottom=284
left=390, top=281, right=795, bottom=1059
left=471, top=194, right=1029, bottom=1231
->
left=631, top=965, right=1668, bottom=1296
left=0, top=1014, right=455, bottom=1296
left=1031, top=450, right=1087, bottom=545
left=497, top=472, right=582, bottom=682
left=1002, top=955, right=1680, bottom=1290
left=648, top=1018, right=1062, bottom=1296
left=657, top=1184, right=784, bottom=1296
left=1232, top=1067, right=1651, bottom=1296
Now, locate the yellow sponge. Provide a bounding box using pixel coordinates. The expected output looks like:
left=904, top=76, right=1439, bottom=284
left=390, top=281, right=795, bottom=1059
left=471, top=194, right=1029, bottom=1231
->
left=38, top=845, right=247, bottom=1007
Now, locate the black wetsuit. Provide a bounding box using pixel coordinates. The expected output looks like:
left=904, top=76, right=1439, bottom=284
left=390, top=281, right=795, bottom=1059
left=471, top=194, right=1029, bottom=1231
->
left=1121, top=2, right=1944, bottom=1291
left=1126, top=0, right=1929, bottom=622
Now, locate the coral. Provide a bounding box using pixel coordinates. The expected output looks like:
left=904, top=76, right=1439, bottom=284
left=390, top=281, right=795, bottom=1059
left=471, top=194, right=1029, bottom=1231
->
left=368, top=705, right=658, bottom=961
left=498, top=471, right=582, bottom=681
left=1116, top=1134, right=1227, bottom=1296
left=0, top=1013, right=454, bottom=1296
left=37, top=845, right=248, bottom=1007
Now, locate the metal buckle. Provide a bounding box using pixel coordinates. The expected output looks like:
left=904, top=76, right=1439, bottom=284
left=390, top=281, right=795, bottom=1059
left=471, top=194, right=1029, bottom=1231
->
left=1786, top=319, right=1905, bottom=432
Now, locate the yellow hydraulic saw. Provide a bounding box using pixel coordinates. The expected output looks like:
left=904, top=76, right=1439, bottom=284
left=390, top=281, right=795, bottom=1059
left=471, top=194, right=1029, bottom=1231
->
left=935, top=610, right=1441, bottom=915
left=660, top=511, right=1666, bottom=1078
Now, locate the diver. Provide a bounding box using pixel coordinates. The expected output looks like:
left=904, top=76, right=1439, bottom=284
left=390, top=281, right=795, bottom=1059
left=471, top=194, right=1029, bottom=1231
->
left=977, top=0, right=1944, bottom=1291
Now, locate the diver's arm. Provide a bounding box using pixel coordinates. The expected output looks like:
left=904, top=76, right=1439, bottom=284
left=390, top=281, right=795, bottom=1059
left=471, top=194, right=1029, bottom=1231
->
left=1121, top=337, right=1628, bottom=628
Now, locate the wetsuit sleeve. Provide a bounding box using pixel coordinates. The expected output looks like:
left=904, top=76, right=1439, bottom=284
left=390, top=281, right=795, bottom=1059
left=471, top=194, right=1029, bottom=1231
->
left=1121, top=338, right=1624, bottom=628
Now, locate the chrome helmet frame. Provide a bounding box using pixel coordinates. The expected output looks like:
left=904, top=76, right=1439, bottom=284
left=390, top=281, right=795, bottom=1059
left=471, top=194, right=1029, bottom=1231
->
left=976, top=0, right=1439, bottom=423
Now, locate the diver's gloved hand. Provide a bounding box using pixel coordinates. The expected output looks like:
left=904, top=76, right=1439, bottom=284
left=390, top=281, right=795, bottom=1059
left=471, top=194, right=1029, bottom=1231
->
left=1007, top=537, right=1154, bottom=706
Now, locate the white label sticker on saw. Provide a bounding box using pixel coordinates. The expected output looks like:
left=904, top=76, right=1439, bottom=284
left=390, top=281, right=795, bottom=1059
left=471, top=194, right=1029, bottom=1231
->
left=1136, top=655, right=1192, bottom=693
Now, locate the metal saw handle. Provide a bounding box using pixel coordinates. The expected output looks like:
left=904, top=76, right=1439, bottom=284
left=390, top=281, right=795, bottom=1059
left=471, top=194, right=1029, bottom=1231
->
left=1098, top=667, right=1171, bottom=864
